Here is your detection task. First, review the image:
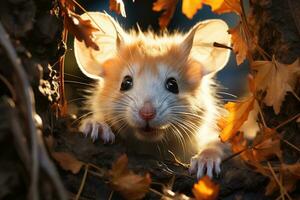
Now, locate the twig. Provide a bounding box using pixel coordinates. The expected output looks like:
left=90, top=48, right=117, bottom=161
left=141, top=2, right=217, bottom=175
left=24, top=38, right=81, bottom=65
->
left=58, top=17, right=68, bottom=117
left=108, top=191, right=114, bottom=200
left=282, top=139, right=300, bottom=153
left=0, top=21, right=39, bottom=200
left=267, top=162, right=292, bottom=200
left=274, top=113, right=300, bottom=130
left=75, top=164, right=89, bottom=200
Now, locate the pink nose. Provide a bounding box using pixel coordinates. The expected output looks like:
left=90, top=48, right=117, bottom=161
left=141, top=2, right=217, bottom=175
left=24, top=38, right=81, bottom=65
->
left=139, top=101, right=156, bottom=121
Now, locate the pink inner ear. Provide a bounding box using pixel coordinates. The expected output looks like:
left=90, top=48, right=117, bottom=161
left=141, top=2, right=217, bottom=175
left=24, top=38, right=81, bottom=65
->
left=185, top=60, right=203, bottom=84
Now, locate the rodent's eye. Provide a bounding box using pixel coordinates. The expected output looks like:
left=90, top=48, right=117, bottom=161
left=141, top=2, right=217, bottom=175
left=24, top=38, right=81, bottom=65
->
left=120, top=75, right=133, bottom=91
left=165, top=77, right=179, bottom=94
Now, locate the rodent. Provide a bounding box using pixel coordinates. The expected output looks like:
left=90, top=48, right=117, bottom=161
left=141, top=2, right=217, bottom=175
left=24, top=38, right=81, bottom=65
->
left=74, top=12, right=231, bottom=178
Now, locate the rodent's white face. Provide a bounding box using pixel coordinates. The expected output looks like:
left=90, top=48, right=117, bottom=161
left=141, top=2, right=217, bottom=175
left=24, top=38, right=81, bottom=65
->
left=115, top=62, right=197, bottom=141
left=73, top=12, right=231, bottom=142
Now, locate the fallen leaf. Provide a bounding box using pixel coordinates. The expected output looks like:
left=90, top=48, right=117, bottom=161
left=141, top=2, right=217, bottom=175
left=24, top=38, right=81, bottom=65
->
left=63, top=9, right=100, bottom=50
left=153, top=0, right=179, bottom=28
left=182, top=0, right=203, bottom=19
left=109, top=154, right=151, bottom=200
left=209, top=0, right=241, bottom=15
left=228, top=22, right=248, bottom=65
left=52, top=152, right=84, bottom=174
left=252, top=58, right=300, bottom=114
left=192, top=176, right=219, bottom=200
left=110, top=0, right=127, bottom=17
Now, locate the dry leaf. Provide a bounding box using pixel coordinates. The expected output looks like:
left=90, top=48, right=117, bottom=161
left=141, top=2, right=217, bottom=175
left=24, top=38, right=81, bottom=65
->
left=210, top=0, right=241, bottom=15
left=252, top=58, right=300, bottom=114
left=52, top=152, right=84, bottom=174
left=228, top=23, right=248, bottom=65
left=182, top=0, right=203, bottom=19
left=110, top=0, right=127, bottom=17
left=153, top=0, right=179, bottom=28
left=192, top=176, right=219, bottom=200
left=109, top=154, right=151, bottom=200
left=64, top=9, right=100, bottom=50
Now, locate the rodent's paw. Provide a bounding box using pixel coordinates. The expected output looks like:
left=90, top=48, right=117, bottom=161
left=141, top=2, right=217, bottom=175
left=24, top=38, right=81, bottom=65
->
left=79, top=121, right=115, bottom=144
left=189, top=148, right=222, bottom=179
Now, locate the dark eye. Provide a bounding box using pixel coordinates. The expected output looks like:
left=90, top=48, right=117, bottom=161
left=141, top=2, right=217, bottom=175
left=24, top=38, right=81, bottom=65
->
left=120, top=75, right=133, bottom=91
left=165, top=77, right=179, bottom=94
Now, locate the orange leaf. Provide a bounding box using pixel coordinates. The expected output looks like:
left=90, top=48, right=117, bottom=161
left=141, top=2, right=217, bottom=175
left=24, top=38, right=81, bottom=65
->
left=52, top=152, right=84, bottom=174
left=64, top=10, right=100, bottom=50
left=192, top=176, right=219, bottom=200
left=109, top=0, right=126, bottom=17
left=182, top=0, right=203, bottom=19
left=153, top=0, right=179, bottom=28
left=109, top=154, right=151, bottom=200
left=209, top=0, right=241, bottom=15
left=219, top=97, right=255, bottom=142
left=228, top=22, right=248, bottom=65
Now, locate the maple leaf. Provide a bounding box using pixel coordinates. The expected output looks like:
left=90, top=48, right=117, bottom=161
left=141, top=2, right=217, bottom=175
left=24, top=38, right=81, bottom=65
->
left=228, top=22, right=248, bottom=65
left=153, top=0, right=179, bottom=28
left=63, top=9, right=100, bottom=50
left=109, top=154, right=151, bottom=200
left=51, top=152, right=84, bottom=174
left=209, top=0, right=241, bottom=15
left=192, top=176, right=219, bottom=200
left=252, top=58, right=300, bottom=114
left=110, top=0, right=127, bottom=17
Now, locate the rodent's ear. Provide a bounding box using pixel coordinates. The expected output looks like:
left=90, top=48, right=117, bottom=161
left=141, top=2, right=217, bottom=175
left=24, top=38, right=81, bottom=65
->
left=182, top=19, right=231, bottom=76
left=74, top=12, right=126, bottom=79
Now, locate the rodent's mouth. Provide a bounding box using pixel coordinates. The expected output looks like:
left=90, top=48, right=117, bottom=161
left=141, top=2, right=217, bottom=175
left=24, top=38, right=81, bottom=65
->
left=135, top=123, right=165, bottom=141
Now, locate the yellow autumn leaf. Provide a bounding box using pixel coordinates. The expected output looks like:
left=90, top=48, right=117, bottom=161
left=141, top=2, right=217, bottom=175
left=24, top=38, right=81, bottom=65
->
left=219, top=97, right=255, bottom=142
left=182, top=0, right=203, bottom=19
left=210, top=0, right=241, bottom=15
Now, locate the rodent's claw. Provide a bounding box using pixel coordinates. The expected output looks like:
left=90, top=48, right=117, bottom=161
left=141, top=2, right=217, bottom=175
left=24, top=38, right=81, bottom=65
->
left=79, top=120, right=115, bottom=144
left=189, top=148, right=222, bottom=179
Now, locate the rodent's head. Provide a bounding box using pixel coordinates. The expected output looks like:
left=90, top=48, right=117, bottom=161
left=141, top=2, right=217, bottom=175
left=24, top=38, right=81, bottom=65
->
left=74, top=12, right=230, bottom=142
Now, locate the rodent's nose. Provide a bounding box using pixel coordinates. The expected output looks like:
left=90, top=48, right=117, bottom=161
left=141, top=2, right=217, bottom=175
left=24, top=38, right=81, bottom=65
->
left=139, top=101, right=156, bottom=121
